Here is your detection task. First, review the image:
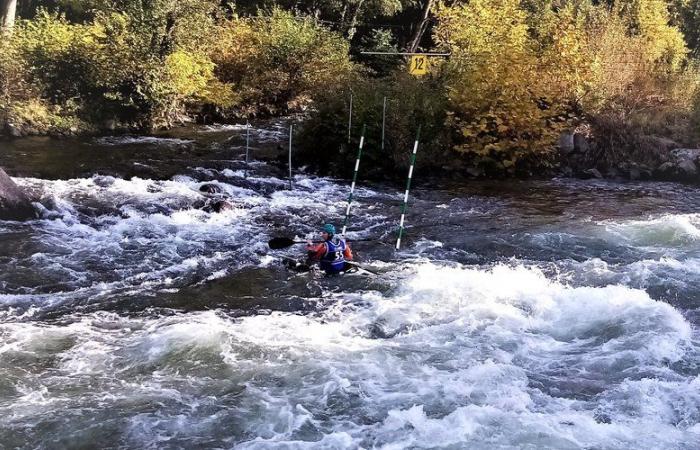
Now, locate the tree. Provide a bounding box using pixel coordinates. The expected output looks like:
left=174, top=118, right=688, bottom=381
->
left=406, top=0, right=434, bottom=52
left=1, top=0, right=17, bottom=31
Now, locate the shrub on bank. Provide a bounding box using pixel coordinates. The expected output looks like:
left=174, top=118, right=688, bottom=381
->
left=212, top=9, right=354, bottom=117
left=1, top=7, right=235, bottom=134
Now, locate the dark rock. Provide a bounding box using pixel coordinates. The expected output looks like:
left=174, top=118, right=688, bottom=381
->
left=558, top=132, right=575, bottom=154
left=6, top=123, right=24, bottom=138
left=199, top=183, right=223, bottom=194
left=671, top=148, right=700, bottom=165
left=573, top=133, right=590, bottom=153
left=93, top=175, right=116, bottom=188
left=103, top=119, right=118, bottom=131
left=677, top=159, right=697, bottom=177
left=605, top=167, right=620, bottom=179
left=653, top=149, right=700, bottom=182
left=629, top=166, right=641, bottom=180
left=202, top=199, right=233, bottom=213
left=581, top=168, right=603, bottom=179
left=0, top=168, right=37, bottom=221
left=465, top=166, right=485, bottom=178
left=654, top=162, right=676, bottom=178
left=559, top=166, right=573, bottom=178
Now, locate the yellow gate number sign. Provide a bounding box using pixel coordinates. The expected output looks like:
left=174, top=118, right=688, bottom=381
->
left=409, top=55, right=429, bottom=76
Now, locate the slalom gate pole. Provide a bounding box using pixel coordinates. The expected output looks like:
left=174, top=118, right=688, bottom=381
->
left=342, top=124, right=366, bottom=236
left=288, top=124, right=293, bottom=190
left=396, top=125, right=421, bottom=250
left=245, top=119, right=250, bottom=178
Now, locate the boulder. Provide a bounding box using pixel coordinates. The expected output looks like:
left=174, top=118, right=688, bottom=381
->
left=653, top=148, right=700, bottom=182
left=5, top=122, right=23, bottom=138
left=0, top=168, right=37, bottom=221
left=677, top=159, right=697, bottom=177
left=202, top=199, right=233, bottom=213
left=558, top=132, right=575, bottom=154
left=581, top=168, right=603, bottom=179
left=670, top=148, right=700, bottom=165
left=573, top=133, right=590, bottom=153
left=199, top=183, right=223, bottom=194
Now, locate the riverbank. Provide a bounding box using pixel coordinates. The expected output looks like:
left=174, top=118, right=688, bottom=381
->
left=2, top=122, right=699, bottom=187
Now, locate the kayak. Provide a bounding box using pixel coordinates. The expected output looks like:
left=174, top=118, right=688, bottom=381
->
left=281, top=257, right=360, bottom=276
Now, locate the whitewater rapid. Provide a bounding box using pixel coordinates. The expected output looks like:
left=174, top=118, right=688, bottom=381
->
left=1, top=127, right=699, bottom=448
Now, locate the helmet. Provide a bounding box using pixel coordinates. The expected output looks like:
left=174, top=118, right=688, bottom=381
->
left=322, top=223, right=336, bottom=235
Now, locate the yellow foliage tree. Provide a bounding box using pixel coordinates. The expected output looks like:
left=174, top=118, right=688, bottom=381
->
left=434, top=0, right=590, bottom=171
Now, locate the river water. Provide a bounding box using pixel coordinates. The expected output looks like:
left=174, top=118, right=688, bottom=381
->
left=0, top=123, right=699, bottom=449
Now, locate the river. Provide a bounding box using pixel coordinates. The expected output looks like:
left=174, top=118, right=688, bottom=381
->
left=0, top=122, right=698, bottom=449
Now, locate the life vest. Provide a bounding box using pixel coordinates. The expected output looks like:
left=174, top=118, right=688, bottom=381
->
left=320, top=237, right=347, bottom=274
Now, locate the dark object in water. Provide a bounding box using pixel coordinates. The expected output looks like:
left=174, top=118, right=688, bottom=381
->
left=199, top=183, right=223, bottom=194
left=202, top=199, right=233, bottom=213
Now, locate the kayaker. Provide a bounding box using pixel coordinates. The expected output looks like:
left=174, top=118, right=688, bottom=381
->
left=306, top=223, right=353, bottom=275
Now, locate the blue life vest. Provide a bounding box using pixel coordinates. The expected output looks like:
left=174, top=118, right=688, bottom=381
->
left=320, top=237, right=347, bottom=274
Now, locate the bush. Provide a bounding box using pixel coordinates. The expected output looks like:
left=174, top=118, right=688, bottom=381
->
left=212, top=8, right=354, bottom=116
left=583, top=1, right=699, bottom=166
left=2, top=6, right=235, bottom=132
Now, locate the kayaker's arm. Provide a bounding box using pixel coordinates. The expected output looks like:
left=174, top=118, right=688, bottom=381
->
left=343, top=244, right=353, bottom=261
left=306, top=242, right=326, bottom=262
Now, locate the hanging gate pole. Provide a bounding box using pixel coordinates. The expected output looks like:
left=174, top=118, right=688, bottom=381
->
left=396, top=125, right=421, bottom=250
left=348, top=92, right=353, bottom=143
left=342, top=124, right=366, bottom=236
left=381, top=96, right=387, bottom=151
left=288, top=124, right=293, bottom=190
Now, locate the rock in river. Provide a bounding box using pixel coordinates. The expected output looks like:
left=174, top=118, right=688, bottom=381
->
left=0, top=167, right=37, bottom=221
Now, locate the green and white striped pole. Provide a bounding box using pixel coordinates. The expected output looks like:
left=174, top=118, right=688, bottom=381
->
left=342, top=124, right=366, bottom=236
left=396, top=125, right=421, bottom=250
left=244, top=119, right=250, bottom=178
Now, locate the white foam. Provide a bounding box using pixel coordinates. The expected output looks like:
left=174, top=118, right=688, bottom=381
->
left=95, top=136, right=194, bottom=146
left=602, top=213, right=700, bottom=248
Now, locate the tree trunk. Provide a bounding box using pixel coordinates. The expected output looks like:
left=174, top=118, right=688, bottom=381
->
left=346, top=0, right=365, bottom=39
left=1, top=0, right=17, bottom=32
left=407, top=0, right=434, bottom=53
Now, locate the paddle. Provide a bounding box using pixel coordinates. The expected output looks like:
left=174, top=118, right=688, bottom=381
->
left=268, top=237, right=375, bottom=250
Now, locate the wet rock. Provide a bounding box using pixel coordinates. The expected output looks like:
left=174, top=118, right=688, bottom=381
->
left=559, top=166, right=574, bottom=178
left=558, top=132, right=575, bottom=154
left=93, top=175, right=116, bottom=188
left=573, top=133, right=590, bottom=153
left=0, top=168, right=37, bottom=221
left=103, top=119, right=118, bottom=131
left=678, top=159, right=697, bottom=177
left=199, top=183, right=223, bottom=194
left=605, top=167, right=621, bottom=179
left=465, top=166, right=485, bottom=178
left=202, top=199, right=233, bottom=213
left=5, top=122, right=23, bottom=138
left=581, top=168, right=603, bottom=179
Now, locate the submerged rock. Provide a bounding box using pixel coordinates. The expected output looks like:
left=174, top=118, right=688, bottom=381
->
left=202, top=199, right=233, bottom=213
left=0, top=168, right=37, bottom=221
left=199, top=183, right=224, bottom=194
